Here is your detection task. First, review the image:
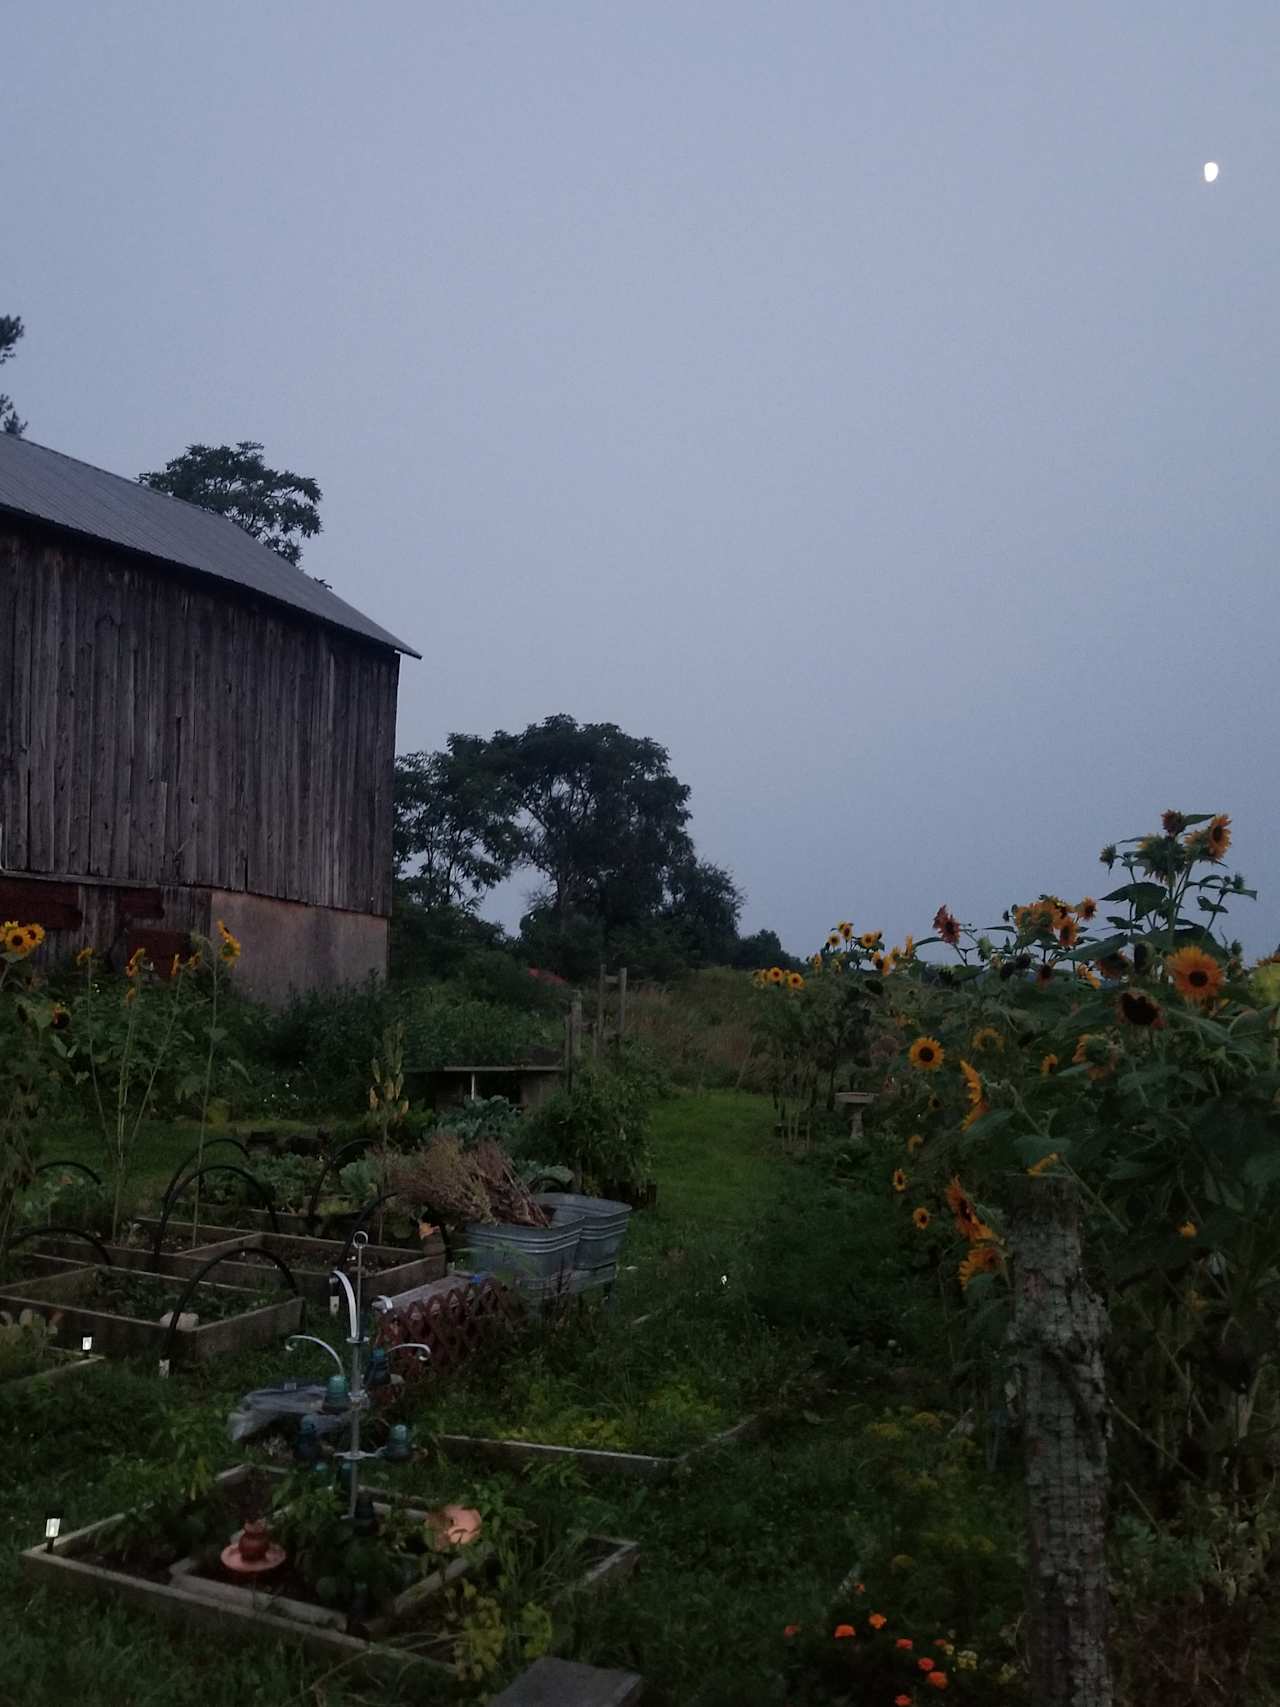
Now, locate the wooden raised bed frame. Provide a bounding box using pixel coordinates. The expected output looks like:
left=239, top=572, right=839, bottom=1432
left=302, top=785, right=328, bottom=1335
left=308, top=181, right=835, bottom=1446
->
left=132, top=1215, right=448, bottom=1274
left=23, top=1463, right=638, bottom=1682
left=44, top=1224, right=446, bottom=1308
left=0, top=1266, right=303, bottom=1363
left=433, top=1416, right=762, bottom=1482
left=1, top=1346, right=106, bottom=1397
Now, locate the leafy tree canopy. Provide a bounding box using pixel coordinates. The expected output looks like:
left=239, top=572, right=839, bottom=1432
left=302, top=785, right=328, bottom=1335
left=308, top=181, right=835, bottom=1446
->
left=0, top=314, right=26, bottom=437
left=138, top=441, right=322, bottom=569
left=393, top=740, right=522, bottom=913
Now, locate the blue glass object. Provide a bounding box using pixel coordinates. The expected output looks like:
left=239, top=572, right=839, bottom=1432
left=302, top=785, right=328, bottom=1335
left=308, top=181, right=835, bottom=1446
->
left=383, top=1422, right=412, bottom=1462
left=322, top=1374, right=349, bottom=1413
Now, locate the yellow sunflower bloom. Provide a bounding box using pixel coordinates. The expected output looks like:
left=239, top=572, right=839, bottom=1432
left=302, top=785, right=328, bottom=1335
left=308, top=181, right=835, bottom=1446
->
left=827, top=933, right=842, bottom=949
left=839, top=922, right=855, bottom=941
left=959, top=1060, right=983, bottom=1108
left=767, top=966, right=785, bottom=985
left=906, top=1133, right=924, bottom=1154
left=908, top=1037, right=945, bottom=1072
left=75, top=945, right=95, bottom=967
left=1040, top=1053, right=1060, bottom=1075
left=786, top=971, right=805, bottom=991
left=859, top=931, right=883, bottom=950
left=912, top=1206, right=931, bottom=1230
left=1186, top=813, right=1231, bottom=863
left=1167, top=946, right=1224, bottom=1004
left=892, top=1168, right=909, bottom=1193
left=970, top=1027, right=1003, bottom=1054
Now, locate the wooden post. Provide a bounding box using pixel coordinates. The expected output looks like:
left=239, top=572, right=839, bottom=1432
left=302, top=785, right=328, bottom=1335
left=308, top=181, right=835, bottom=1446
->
left=595, top=965, right=605, bottom=1060
left=617, top=967, right=627, bottom=1049
left=565, top=998, right=583, bottom=1092
left=1010, top=1175, right=1112, bottom=1707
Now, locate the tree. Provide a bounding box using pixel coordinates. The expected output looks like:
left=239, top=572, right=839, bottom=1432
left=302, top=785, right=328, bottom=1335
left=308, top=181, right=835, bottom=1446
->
left=659, top=857, right=743, bottom=966
left=490, top=715, right=694, bottom=929
left=393, top=740, right=521, bottom=913
left=0, top=314, right=26, bottom=436
left=138, top=441, right=322, bottom=568
left=731, top=927, right=800, bottom=972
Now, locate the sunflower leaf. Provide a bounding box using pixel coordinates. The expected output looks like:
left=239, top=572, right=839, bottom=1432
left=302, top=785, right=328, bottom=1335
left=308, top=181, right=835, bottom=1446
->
left=1101, top=881, right=1170, bottom=918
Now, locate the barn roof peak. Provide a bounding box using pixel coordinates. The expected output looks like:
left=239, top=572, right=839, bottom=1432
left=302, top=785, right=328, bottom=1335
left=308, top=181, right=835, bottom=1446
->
left=0, top=432, right=419, bottom=657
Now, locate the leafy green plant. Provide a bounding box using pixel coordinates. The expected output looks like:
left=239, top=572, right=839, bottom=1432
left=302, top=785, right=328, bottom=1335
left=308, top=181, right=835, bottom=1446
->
left=520, top=1062, right=659, bottom=1190
left=0, top=1310, right=57, bottom=1381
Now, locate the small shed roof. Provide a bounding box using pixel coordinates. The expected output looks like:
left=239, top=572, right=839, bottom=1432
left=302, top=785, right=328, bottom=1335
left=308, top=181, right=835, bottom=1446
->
left=0, top=432, right=418, bottom=656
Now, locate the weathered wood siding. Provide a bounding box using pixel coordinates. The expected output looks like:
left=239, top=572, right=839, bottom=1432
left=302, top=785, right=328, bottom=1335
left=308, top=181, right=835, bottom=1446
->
left=1, top=522, right=399, bottom=915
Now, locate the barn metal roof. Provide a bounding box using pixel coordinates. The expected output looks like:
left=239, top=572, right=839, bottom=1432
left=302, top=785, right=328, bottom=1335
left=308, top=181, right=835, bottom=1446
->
left=0, top=433, right=419, bottom=656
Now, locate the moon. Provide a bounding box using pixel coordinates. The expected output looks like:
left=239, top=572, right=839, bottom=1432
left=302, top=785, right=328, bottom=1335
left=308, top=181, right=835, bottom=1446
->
left=1203, top=161, right=1220, bottom=183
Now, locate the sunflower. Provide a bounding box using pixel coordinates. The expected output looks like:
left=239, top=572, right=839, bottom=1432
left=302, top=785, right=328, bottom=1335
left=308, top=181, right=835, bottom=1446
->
left=959, top=1059, right=984, bottom=1109
left=906, top=1133, right=925, bottom=1154
left=958, top=1245, right=1002, bottom=1290
left=961, top=1098, right=989, bottom=1132
left=75, top=945, right=95, bottom=967
left=767, top=966, right=785, bottom=985
left=827, top=933, right=842, bottom=950
left=839, top=921, right=855, bottom=941
left=125, top=947, right=147, bottom=979
left=1057, top=917, right=1079, bottom=949
left=49, top=1004, right=70, bottom=1031
left=944, top=1176, right=994, bottom=1243
left=901, top=934, right=915, bottom=960
left=1162, top=809, right=1187, bottom=834
left=786, top=971, right=805, bottom=991
left=216, top=920, right=242, bottom=964
left=1075, top=963, right=1101, bottom=989
left=809, top=953, right=822, bottom=971
left=860, top=930, right=883, bottom=950
left=1096, top=953, right=1130, bottom=980
left=892, top=1169, right=909, bottom=1194
left=933, top=906, right=961, bottom=946
left=4, top=926, right=30, bottom=956
left=1075, top=897, right=1098, bottom=922
left=1167, top=946, right=1224, bottom=1004
left=926, top=1092, right=944, bottom=1114
left=1186, top=813, right=1231, bottom=863
left=908, top=1037, right=945, bottom=1072
left=1040, top=1053, right=1060, bottom=1075
left=970, top=1026, right=1003, bottom=1054
left=912, top=1206, right=931, bottom=1230
left=1072, top=1033, right=1115, bottom=1081
left=185, top=950, right=202, bottom=972
left=871, top=952, right=887, bottom=973
left=1026, top=1152, right=1060, bottom=1177
left=1178, top=1220, right=1197, bottom=1240
left=23, top=923, right=46, bottom=948
left=1117, top=989, right=1163, bottom=1027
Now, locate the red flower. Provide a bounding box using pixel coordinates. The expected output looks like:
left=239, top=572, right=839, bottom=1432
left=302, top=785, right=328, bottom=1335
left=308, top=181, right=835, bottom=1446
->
left=925, top=1673, right=949, bottom=1691
left=783, top=1625, right=799, bottom=1638
left=833, top=1624, right=856, bottom=1639
left=896, top=1637, right=914, bottom=1650
left=868, top=1612, right=887, bottom=1629
left=918, top=1657, right=936, bottom=1672
left=896, top=1697, right=913, bottom=1706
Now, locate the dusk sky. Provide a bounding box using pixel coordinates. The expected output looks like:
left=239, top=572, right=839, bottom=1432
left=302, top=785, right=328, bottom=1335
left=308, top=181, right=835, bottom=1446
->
left=9, top=3, right=1278, bottom=955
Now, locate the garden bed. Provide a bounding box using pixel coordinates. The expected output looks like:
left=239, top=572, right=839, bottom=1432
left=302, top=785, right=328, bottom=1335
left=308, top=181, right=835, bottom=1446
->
left=134, top=1213, right=446, bottom=1267
left=0, top=1267, right=303, bottom=1364
left=0, top=1344, right=106, bottom=1396
left=23, top=1462, right=638, bottom=1683
left=102, top=1225, right=445, bottom=1307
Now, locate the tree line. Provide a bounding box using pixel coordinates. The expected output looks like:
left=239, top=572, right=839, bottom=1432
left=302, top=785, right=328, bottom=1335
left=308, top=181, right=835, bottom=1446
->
left=394, top=717, right=795, bottom=980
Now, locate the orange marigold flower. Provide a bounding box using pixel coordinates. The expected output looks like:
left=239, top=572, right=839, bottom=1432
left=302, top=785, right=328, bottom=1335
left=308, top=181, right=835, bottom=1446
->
left=892, top=1169, right=909, bottom=1194
left=868, top=1613, right=887, bottom=1629
left=908, top=1037, right=944, bottom=1072
left=912, top=1206, right=931, bottom=1230
left=833, top=1623, right=856, bottom=1639
left=1167, top=946, right=1225, bottom=1004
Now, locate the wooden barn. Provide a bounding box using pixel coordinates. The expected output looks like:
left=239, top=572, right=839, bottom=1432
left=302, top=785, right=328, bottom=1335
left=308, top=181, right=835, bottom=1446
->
left=0, top=433, right=418, bottom=1004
